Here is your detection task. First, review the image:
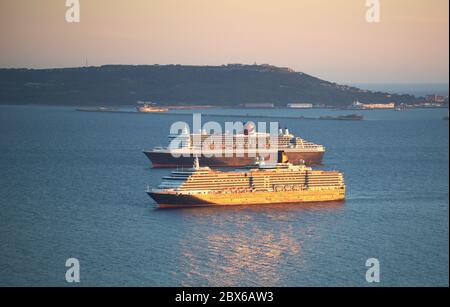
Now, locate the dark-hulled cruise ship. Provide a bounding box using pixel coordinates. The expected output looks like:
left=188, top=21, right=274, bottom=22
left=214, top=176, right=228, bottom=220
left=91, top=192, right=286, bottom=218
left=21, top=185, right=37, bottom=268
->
left=144, top=123, right=325, bottom=168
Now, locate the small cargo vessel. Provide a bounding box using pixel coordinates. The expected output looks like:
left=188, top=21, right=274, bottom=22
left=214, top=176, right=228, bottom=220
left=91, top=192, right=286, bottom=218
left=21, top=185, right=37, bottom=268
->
left=319, top=114, right=364, bottom=121
left=136, top=101, right=168, bottom=113
left=147, top=152, right=345, bottom=208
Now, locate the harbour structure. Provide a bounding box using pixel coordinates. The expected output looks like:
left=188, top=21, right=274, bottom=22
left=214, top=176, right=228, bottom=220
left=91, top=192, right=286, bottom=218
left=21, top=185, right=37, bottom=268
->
left=287, top=103, right=314, bottom=109
left=351, top=101, right=395, bottom=110
left=242, top=103, right=275, bottom=108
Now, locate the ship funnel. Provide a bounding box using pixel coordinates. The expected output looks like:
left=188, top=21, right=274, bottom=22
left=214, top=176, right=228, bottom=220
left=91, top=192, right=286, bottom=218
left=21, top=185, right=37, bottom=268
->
left=277, top=151, right=289, bottom=163
left=244, top=122, right=256, bottom=136
left=279, top=128, right=283, bottom=135
left=284, top=128, right=290, bottom=135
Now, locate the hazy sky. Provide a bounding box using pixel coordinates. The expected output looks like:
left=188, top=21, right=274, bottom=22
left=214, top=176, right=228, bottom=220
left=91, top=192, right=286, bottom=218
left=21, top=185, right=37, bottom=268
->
left=0, top=0, right=448, bottom=83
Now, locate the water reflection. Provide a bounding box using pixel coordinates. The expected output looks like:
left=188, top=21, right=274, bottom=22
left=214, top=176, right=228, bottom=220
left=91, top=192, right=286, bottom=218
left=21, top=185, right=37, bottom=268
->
left=171, top=202, right=344, bottom=286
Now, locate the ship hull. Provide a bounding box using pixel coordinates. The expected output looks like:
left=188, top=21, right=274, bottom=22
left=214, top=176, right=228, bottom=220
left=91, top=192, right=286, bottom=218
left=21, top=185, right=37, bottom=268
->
left=148, top=188, right=345, bottom=207
left=144, top=150, right=324, bottom=168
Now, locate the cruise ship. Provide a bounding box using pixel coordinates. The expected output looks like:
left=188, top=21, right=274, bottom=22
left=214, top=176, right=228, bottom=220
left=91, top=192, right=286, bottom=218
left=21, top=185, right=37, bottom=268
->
left=144, top=123, right=325, bottom=167
left=147, top=152, right=345, bottom=207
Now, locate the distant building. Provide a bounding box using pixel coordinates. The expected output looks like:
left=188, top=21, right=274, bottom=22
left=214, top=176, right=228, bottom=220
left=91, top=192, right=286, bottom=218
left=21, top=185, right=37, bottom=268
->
left=425, top=95, right=435, bottom=102
left=426, top=95, right=446, bottom=103
left=352, top=101, right=395, bottom=109
left=352, top=101, right=363, bottom=108
left=287, top=103, right=314, bottom=109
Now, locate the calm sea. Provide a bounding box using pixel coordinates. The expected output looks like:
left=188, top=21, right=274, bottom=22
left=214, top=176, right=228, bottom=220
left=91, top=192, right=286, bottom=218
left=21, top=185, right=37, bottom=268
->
left=0, top=105, right=448, bottom=286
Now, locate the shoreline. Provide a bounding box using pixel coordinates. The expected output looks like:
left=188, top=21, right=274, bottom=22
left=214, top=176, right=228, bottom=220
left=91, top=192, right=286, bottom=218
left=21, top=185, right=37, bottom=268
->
left=1, top=103, right=448, bottom=110
left=75, top=108, right=365, bottom=121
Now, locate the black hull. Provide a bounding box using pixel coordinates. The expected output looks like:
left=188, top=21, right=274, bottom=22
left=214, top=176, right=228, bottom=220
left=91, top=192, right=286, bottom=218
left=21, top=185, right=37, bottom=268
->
left=148, top=192, right=212, bottom=207
left=144, top=151, right=324, bottom=168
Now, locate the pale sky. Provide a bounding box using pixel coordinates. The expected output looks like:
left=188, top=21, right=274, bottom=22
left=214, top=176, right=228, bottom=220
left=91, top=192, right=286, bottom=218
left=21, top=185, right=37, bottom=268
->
left=0, top=0, right=448, bottom=83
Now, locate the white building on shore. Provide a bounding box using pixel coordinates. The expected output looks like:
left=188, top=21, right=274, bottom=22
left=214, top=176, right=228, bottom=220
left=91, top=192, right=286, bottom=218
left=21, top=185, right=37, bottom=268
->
left=287, top=103, right=314, bottom=109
